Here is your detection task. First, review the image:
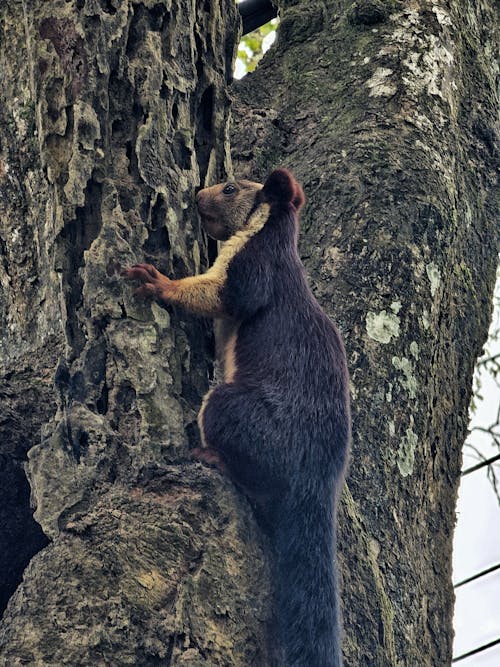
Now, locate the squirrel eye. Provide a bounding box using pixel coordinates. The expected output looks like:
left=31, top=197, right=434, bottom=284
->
left=222, top=183, right=237, bottom=195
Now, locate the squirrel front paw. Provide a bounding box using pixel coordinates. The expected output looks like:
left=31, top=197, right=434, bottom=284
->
left=122, top=263, right=176, bottom=301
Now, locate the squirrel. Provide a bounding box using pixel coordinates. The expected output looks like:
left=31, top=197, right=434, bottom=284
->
left=123, top=169, right=351, bottom=667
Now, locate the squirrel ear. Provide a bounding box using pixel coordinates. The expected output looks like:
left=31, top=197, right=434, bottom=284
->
left=262, top=168, right=305, bottom=211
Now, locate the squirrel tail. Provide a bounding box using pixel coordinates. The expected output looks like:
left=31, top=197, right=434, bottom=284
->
left=271, top=495, right=343, bottom=667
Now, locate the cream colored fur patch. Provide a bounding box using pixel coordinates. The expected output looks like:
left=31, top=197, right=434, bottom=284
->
left=169, top=203, right=270, bottom=317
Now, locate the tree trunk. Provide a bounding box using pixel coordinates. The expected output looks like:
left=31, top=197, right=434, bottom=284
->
left=0, top=2, right=272, bottom=665
left=0, top=1, right=498, bottom=666
left=232, top=1, right=498, bottom=665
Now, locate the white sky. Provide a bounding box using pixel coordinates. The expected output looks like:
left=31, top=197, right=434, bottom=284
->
left=453, top=278, right=500, bottom=664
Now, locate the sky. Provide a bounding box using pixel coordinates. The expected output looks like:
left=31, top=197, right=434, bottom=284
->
left=453, top=280, right=500, bottom=665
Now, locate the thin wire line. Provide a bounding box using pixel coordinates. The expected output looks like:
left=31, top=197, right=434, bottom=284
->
left=462, top=453, right=500, bottom=476
left=452, top=637, right=500, bottom=662
left=454, top=562, right=500, bottom=588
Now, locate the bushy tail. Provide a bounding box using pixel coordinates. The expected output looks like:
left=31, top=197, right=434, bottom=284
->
left=271, top=497, right=343, bottom=667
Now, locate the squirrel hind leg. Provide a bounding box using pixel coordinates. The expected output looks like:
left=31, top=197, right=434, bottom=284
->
left=199, top=383, right=285, bottom=506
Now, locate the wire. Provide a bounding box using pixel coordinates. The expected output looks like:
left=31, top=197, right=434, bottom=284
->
left=462, top=453, right=500, bottom=476
left=452, top=637, right=500, bottom=662
left=454, top=562, right=500, bottom=588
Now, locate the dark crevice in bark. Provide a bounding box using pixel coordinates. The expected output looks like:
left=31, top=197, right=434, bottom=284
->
left=194, top=84, right=215, bottom=185
left=194, top=33, right=205, bottom=80
left=224, top=25, right=239, bottom=82
left=58, top=177, right=103, bottom=359
left=97, top=0, right=118, bottom=16
left=144, top=223, right=171, bottom=257
left=97, top=382, right=109, bottom=414
left=0, top=362, right=58, bottom=618
left=172, top=129, right=193, bottom=170
left=0, top=463, right=49, bottom=619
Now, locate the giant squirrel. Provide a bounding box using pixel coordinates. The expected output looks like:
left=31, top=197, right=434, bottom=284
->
left=123, top=169, right=351, bottom=667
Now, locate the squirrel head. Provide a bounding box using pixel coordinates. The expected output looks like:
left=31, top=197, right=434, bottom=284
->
left=196, top=179, right=263, bottom=241
left=196, top=168, right=305, bottom=241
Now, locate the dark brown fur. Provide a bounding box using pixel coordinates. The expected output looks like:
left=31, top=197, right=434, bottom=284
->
left=124, top=169, right=350, bottom=666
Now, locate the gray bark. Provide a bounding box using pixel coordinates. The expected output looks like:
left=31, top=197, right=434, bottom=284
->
left=1, top=1, right=271, bottom=665
left=232, top=1, right=498, bottom=665
left=0, top=0, right=498, bottom=666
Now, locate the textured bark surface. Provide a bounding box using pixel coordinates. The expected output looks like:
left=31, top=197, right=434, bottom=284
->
left=0, top=1, right=272, bottom=665
left=0, top=0, right=498, bottom=665
left=232, top=1, right=498, bottom=665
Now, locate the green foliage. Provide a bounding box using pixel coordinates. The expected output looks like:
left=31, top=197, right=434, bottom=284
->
left=235, top=19, right=278, bottom=78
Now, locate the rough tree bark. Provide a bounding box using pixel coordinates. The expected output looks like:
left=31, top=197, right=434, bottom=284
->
left=0, top=1, right=497, bottom=667
left=0, top=1, right=271, bottom=665
left=232, top=1, right=498, bottom=665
